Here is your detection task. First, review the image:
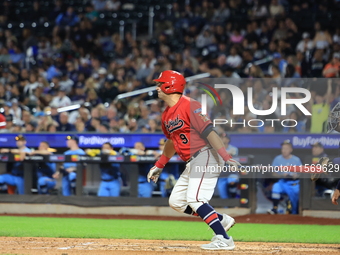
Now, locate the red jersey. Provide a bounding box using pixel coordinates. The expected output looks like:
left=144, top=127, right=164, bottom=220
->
left=161, top=95, right=212, bottom=162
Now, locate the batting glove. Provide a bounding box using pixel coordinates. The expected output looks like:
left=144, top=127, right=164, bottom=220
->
left=226, top=158, right=242, bottom=171
left=147, top=166, right=163, bottom=183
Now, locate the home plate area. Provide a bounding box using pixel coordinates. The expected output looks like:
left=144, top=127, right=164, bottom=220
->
left=0, top=237, right=339, bottom=255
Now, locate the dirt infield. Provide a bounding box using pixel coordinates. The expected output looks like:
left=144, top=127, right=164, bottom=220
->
left=0, top=237, right=339, bottom=255
left=2, top=213, right=340, bottom=225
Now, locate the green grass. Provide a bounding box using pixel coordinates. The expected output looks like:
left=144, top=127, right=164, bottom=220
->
left=0, top=216, right=337, bottom=244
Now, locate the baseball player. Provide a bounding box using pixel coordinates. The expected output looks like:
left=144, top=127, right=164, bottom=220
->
left=152, top=138, right=180, bottom=197
left=54, top=135, right=86, bottom=196
left=120, top=142, right=155, bottom=197
left=97, top=142, right=121, bottom=197
left=322, top=102, right=340, bottom=204
left=312, top=156, right=340, bottom=205
left=309, top=142, right=331, bottom=196
left=30, top=141, right=57, bottom=194
left=0, top=135, right=31, bottom=194
left=331, top=158, right=340, bottom=205
left=268, top=140, right=302, bottom=215
left=134, top=142, right=154, bottom=198
left=147, top=70, right=241, bottom=250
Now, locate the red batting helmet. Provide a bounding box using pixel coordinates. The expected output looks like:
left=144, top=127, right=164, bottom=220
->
left=153, top=70, right=186, bottom=94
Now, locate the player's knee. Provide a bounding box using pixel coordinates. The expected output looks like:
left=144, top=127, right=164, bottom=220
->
left=169, top=195, right=186, bottom=213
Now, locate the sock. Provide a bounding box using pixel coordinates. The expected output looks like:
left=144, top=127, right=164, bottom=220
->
left=184, top=205, right=199, bottom=216
left=217, top=212, right=223, bottom=221
left=184, top=205, right=223, bottom=220
left=196, top=203, right=229, bottom=239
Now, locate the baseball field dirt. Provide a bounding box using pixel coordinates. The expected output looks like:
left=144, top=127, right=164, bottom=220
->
left=1, top=214, right=340, bottom=254
left=0, top=237, right=339, bottom=255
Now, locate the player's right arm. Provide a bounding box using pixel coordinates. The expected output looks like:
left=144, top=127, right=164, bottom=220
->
left=147, top=139, right=176, bottom=183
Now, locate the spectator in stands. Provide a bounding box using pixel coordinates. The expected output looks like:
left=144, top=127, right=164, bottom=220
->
left=106, top=0, right=121, bottom=11
left=269, top=0, right=285, bottom=18
left=0, top=135, right=31, bottom=194
left=282, top=111, right=306, bottom=133
left=54, top=6, right=80, bottom=38
left=269, top=52, right=287, bottom=76
left=50, top=87, right=72, bottom=108
left=47, top=123, right=58, bottom=132
left=313, top=22, right=332, bottom=49
left=98, top=80, right=119, bottom=103
left=92, top=0, right=107, bottom=11
left=59, top=72, right=74, bottom=93
left=323, top=53, right=340, bottom=78
left=71, top=83, right=87, bottom=104
left=77, top=107, right=91, bottom=126
left=309, top=49, right=326, bottom=78
left=49, top=0, right=64, bottom=20
left=230, top=28, right=244, bottom=44
left=226, top=47, right=242, bottom=69
left=211, top=1, right=230, bottom=23
left=85, top=3, right=99, bottom=22
left=21, top=110, right=36, bottom=129
left=149, top=101, right=161, bottom=120
left=54, top=135, right=86, bottom=196
left=268, top=140, right=302, bottom=215
left=137, top=106, right=150, bottom=130
left=57, top=112, right=75, bottom=132
left=310, top=81, right=331, bottom=133
left=296, top=32, right=313, bottom=56
left=86, top=89, right=102, bottom=108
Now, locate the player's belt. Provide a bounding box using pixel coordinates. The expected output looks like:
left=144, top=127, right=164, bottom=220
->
left=186, top=146, right=212, bottom=163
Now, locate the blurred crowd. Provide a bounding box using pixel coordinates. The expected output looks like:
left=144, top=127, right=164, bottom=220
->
left=0, top=0, right=339, bottom=133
